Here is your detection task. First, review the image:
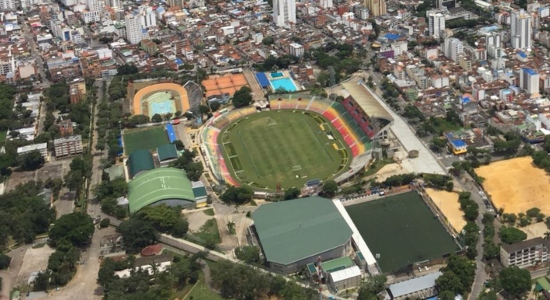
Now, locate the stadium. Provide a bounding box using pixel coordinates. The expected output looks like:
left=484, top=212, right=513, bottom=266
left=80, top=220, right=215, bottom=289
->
left=200, top=78, right=393, bottom=190
left=129, top=79, right=202, bottom=117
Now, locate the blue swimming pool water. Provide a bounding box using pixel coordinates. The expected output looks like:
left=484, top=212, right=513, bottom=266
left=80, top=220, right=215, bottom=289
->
left=151, top=101, right=173, bottom=115
left=270, top=78, right=297, bottom=92
left=271, top=72, right=284, bottom=78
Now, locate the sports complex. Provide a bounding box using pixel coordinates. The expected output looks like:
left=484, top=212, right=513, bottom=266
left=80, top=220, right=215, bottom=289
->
left=200, top=79, right=393, bottom=190
left=129, top=79, right=202, bottom=117
left=345, top=191, right=461, bottom=273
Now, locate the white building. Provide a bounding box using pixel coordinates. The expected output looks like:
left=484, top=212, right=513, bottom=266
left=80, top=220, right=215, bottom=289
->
left=86, top=0, right=103, bottom=12
left=443, top=37, right=463, bottom=62
left=520, top=67, right=539, bottom=96
left=125, top=13, right=144, bottom=44
left=328, top=266, right=362, bottom=291
left=140, top=6, right=157, bottom=28
left=17, top=143, right=48, bottom=159
left=427, top=10, right=445, bottom=39
left=321, top=0, right=333, bottom=8
left=273, top=0, right=296, bottom=28
left=500, top=238, right=550, bottom=269
left=289, top=43, right=304, bottom=57
left=510, top=9, right=532, bottom=50
left=0, top=0, right=16, bottom=11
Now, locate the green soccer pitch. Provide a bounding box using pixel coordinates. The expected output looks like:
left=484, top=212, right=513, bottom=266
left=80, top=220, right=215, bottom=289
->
left=346, top=191, right=460, bottom=273
left=218, top=110, right=351, bottom=190
left=123, top=126, right=169, bottom=156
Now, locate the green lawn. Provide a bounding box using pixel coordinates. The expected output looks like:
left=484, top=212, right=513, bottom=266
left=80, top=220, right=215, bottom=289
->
left=195, top=218, right=221, bottom=244
left=219, top=110, right=350, bottom=189
left=346, top=191, right=460, bottom=273
left=0, top=131, right=6, bottom=143
left=184, top=272, right=225, bottom=300
left=122, top=126, right=169, bottom=156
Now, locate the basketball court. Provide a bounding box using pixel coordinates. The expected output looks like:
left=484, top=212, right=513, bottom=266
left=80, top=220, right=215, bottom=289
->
left=202, top=74, right=249, bottom=98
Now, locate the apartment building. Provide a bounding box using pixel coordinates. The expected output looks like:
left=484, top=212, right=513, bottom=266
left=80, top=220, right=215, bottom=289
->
left=17, top=143, right=48, bottom=159
left=500, top=237, right=550, bottom=268
left=54, top=135, right=83, bottom=158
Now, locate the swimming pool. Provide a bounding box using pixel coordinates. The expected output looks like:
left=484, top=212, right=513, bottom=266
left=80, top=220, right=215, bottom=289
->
left=271, top=72, right=284, bottom=78
left=270, top=78, right=297, bottom=92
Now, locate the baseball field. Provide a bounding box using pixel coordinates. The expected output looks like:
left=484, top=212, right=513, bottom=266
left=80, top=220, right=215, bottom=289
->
left=346, top=191, right=460, bottom=273
left=123, top=126, right=169, bottom=156
left=475, top=156, right=550, bottom=215
left=219, top=110, right=350, bottom=189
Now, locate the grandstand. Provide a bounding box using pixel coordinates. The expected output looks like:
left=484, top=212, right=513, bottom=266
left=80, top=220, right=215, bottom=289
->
left=202, top=92, right=392, bottom=185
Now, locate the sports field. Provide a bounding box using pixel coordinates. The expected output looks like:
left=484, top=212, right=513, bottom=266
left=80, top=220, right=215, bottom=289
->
left=475, top=156, right=550, bottom=215
left=219, top=110, right=350, bottom=189
left=123, top=126, right=169, bottom=156
left=425, top=188, right=465, bottom=233
left=346, top=191, right=460, bottom=273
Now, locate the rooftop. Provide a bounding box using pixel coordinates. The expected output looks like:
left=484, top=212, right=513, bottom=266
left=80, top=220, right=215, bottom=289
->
left=329, top=265, right=361, bottom=282
left=127, top=150, right=155, bottom=178
left=388, top=271, right=442, bottom=298
left=501, top=237, right=549, bottom=253
left=321, top=256, right=355, bottom=273
left=252, top=197, right=353, bottom=265
left=127, top=168, right=194, bottom=213
left=156, top=143, right=178, bottom=161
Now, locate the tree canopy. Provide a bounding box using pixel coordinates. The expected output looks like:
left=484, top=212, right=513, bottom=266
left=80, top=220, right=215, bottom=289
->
left=220, top=186, right=253, bottom=206
left=48, top=212, right=95, bottom=248
left=283, top=187, right=301, bottom=200
left=117, top=217, right=158, bottom=253
left=500, top=266, right=531, bottom=299
left=499, top=227, right=527, bottom=244
left=234, top=246, right=261, bottom=264
left=16, top=150, right=45, bottom=171
left=232, top=86, right=253, bottom=108
left=321, top=180, right=338, bottom=198
left=436, top=255, right=475, bottom=295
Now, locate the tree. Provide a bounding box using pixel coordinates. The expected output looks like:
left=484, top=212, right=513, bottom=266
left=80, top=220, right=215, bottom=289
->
left=49, top=212, right=94, bottom=247
left=438, top=290, right=456, bottom=300
left=117, top=218, right=158, bottom=253
left=220, top=186, right=253, bottom=206
left=151, top=114, right=162, bottom=123
left=117, top=64, right=139, bottom=75
left=17, top=150, right=45, bottom=171
left=234, top=246, right=260, bottom=263
left=100, top=218, right=110, bottom=228
left=0, top=254, right=11, bottom=269
left=321, top=180, right=338, bottom=198
left=500, top=266, right=531, bottom=299
left=431, top=137, right=447, bottom=151
left=526, top=207, right=541, bottom=219
left=436, top=271, right=464, bottom=294
left=232, top=86, right=253, bottom=108
left=283, top=187, right=301, bottom=200
left=185, top=162, right=203, bottom=181
left=437, top=255, right=475, bottom=295
left=357, top=275, right=387, bottom=300
left=500, top=227, right=527, bottom=244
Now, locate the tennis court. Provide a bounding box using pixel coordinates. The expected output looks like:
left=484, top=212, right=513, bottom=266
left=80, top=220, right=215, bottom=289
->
left=219, top=110, right=350, bottom=189
left=346, top=191, right=460, bottom=273
left=123, top=126, right=169, bottom=156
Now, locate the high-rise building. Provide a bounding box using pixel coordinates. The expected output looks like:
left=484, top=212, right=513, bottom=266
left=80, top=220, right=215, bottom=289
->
left=364, top=0, right=386, bottom=16
left=125, top=13, right=143, bottom=44
left=427, top=10, right=445, bottom=39
left=140, top=6, right=157, bottom=28
left=273, top=0, right=296, bottom=28
left=437, top=0, right=455, bottom=9
left=443, top=38, right=463, bottom=62
left=510, top=9, right=532, bottom=50
left=320, top=0, right=333, bottom=8
left=520, top=67, right=539, bottom=95
left=86, top=0, right=103, bottom=12
left=0, top=0, right=16, bottom=11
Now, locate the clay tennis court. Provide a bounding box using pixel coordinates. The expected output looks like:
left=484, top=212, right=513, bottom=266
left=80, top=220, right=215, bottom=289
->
left=425, top=188, right=465, bottom=232
left=202, top=74, right=249, bottom=98
left=475, top=157, right=550, bottom=215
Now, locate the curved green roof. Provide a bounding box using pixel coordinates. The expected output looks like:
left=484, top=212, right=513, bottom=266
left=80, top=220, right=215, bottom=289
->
left=127, top=150, right=155, bottom=178
left=128, top=168, right=194, bottom=213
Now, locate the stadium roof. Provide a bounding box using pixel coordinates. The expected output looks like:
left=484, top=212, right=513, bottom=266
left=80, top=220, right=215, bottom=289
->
left=128, top=168, right=194, bottom=213
left=341, top=77, right=393, bottom=123
left=388, top=271, right=442, bottom=298
left=157, top=143, right=178, bottom=161
left=127, top=150, right=155, bottom=178
left=252, top=197, right=353, bottom=265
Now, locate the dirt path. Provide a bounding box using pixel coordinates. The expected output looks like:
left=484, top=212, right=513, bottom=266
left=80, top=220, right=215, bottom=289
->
left=243, top=69, right=265, bottom=101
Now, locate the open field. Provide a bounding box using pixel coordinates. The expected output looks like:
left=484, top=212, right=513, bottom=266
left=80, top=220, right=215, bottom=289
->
left=425, top=188, right=465, bottom=232
left=183, top=272, right=224, bottom=300
left=346, top=191, right=459, bottom=273
left=521, top=222, right=548, bottom=240
left=123, top=126, right=168, bottom=156
left=219, top=110, right=350, bottom=189
left=475, top=157, right=550, bottom=215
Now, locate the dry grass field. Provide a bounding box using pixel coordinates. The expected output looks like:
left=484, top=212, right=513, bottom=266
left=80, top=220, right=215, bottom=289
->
left=425, top=188, right=465, bottom=232
left=475, top=157, right=550, bottom=215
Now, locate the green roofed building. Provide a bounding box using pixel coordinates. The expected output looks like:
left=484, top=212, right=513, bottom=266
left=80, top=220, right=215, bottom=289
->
left=128, top=168, right=196, bottom=213
left=251, top=197, right=353, bottom=274
left=127, top=149, right=155, bottom=178
left=157, top=144, right=178, bottom=167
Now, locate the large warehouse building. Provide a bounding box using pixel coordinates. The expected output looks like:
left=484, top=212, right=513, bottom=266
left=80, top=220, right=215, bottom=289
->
left=250, top=197, right=354, bottom=274
left=127, top=168, right=206, bottom=213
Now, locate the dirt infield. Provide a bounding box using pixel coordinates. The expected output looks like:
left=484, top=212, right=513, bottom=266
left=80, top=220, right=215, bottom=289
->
left=425, top=188, right=465, bottom=232
left=475, top=157, right=550, bottom=215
